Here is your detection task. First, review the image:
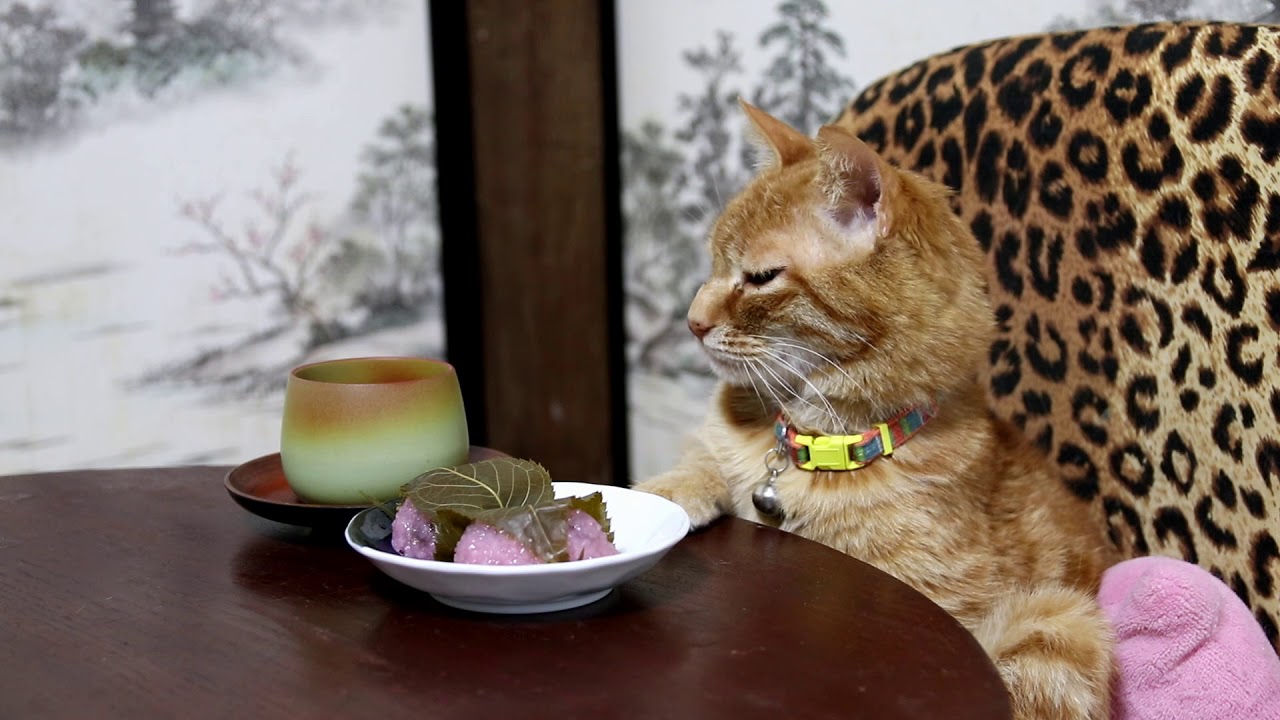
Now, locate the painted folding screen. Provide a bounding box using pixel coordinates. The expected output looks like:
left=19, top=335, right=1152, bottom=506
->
left=1, top=0, right=441, bottom=472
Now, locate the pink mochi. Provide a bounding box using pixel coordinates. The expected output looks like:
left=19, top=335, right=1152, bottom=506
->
left=390, top=501, right=437, bottom=559
left=453, top=522, right=543, bottom=565
left=566, top=508, right=620, bottom=561
left=452, top=509, right=619, bottom=565
left=392, top=502, right=618, bottom=565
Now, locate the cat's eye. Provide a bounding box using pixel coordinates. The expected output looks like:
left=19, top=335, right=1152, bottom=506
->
left=743, top=267, right=784, bottom=287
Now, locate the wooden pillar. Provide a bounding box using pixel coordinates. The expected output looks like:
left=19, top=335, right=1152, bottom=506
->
left=432, top=1, right=626, bottom=485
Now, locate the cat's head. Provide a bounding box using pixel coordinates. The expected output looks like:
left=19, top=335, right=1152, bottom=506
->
left=688, top=101, right=993, bottom=427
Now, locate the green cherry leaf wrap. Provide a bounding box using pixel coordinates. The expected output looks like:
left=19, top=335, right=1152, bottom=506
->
left=398, top=458, right=612, bottom=562
left=401, top=458, right=554, bottom=516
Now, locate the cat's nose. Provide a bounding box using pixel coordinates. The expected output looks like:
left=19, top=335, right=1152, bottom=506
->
left=688, top=317, right=713, bottom=339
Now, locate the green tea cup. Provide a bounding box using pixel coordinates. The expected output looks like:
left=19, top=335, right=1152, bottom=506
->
left=280, top=356, right=469, bottom=504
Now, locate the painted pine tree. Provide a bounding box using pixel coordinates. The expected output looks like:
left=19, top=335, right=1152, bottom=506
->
left=1049, top=0, right=1272, bottom=30
left=675, top=31, right=750, bottom=219
left=752, top=0, right=854, bottom=135
left=124, top=0, right=180, bottom=49
left=1125, top=0, right=1194, bottom=20
left=349, top=105, right=440, bottom=314
left=621, top=120, right=697, bottom=370
left=0, top=4, right=85, bottom=137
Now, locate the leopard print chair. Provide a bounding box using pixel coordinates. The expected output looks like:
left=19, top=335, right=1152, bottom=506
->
left=836, top=21, right=1280, bottom=650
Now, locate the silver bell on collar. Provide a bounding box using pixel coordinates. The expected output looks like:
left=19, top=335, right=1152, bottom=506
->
left=752, top=478, right=783, bottom=517
left=753, top=445, right=788, bottom=518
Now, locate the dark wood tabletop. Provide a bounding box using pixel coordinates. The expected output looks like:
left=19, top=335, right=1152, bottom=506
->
left=0, top=466, right=1011, bottom=719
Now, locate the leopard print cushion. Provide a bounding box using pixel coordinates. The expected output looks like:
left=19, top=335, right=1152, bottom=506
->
left=837, top=21, right=1280, bottom=650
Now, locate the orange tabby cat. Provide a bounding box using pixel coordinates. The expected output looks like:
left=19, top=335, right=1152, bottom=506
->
left=634, top=101, right=1117, bottom=720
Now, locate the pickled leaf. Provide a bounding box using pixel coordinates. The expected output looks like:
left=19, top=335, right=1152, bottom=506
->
left=472, top=503, right=575, bottom=563
left=432, top=507, right=473, bottom=561
left=566, top=492, right=613, bottom=543
left=402, top=458, right=553, bottom=517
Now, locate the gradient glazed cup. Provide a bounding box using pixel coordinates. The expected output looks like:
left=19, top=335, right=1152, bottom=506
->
left=280, top=357, right=469, bottom=504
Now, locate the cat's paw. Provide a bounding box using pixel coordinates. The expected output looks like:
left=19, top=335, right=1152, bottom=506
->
left=632, top=473, right=727, bottom=529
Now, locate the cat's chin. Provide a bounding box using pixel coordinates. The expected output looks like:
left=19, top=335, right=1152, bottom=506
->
left=701, top=352, right=755, bottom=385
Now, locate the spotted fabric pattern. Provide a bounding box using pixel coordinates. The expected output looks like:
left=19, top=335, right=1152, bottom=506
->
left=837, top=21, right=1280, bottom=651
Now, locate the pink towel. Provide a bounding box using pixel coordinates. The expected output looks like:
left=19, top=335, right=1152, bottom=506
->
left=1099, top=556, right=1280, bottom=720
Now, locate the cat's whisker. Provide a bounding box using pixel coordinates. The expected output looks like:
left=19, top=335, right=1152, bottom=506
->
left=766, top=345, right=866, bottom=415
left=745, top=359, right=789, bottom=416
left=738, top=358, right=771, bottom=411
left=761, top=344, right=821, bottom=378
left=752, top=353, right=833, bottom=424
left=749, top=335, right=866, bottom=393
left=737, top=358, right=762, bottom=404
left=780, top=330, right=875, bottom=355
left=760, top=347, right=847, bottom=435
left=680, top=198, right=717, bottom=225
left=710, top=175, right=726, bottom=212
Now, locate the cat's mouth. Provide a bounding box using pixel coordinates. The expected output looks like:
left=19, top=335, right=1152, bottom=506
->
left=698, top=337, right=754, bottom=381
left=701, top=336, right=818, bottom=392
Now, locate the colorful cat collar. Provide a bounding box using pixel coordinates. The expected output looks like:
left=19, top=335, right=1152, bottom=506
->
left=774, top=401, right=938, bottom=471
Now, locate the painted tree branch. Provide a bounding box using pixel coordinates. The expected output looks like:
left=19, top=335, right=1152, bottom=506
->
left=176, top=154, right=328, bottom=324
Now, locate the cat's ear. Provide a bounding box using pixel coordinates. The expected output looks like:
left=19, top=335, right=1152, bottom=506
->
left=739, top=98, right=813, bottom=169
left=815, top=125, right=897, bottom=239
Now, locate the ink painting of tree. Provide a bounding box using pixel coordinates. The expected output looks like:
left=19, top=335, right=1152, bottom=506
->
left=0, top=3, right=86, bottom=139
left=0, top=0, right=404, bottom=149
left=620, top=0, right=855, bottom=382
left=146, top=102, right=441, bottom=396
left=0, top=0, right=438, bottom=473
left=348, top=105, right=441, bottom=318
left=1048, top=0, right=1277, bottom=29
left=753, top=0, right=854, bottom=135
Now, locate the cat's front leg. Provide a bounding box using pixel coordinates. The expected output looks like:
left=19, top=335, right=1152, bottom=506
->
left=632, top=441, right=731, bottom=528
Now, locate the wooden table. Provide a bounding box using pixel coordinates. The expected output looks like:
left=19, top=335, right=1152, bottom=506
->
left=0, top=466, right=1011, bottom=719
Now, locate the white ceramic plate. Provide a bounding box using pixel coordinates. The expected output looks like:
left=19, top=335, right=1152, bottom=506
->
left=345, top=481, right=692, bottom=614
